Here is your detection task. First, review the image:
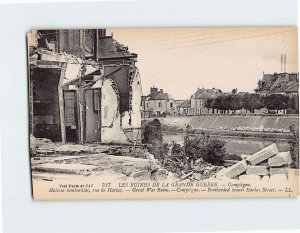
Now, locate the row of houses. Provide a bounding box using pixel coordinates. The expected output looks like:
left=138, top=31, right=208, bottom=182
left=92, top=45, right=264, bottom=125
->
left=29, top=29, right=142, bottom=145
left=141, top=72, right=299, bottom=117
left=141, top=87, right=223, bottom=117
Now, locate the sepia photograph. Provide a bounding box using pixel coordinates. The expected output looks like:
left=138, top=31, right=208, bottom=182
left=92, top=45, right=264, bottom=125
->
left=28, top=27, right=299, bottom=199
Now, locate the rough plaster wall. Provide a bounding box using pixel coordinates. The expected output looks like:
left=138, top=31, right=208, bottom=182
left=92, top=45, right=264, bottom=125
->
left=63, top=63, right=98, bottom=85
left=101, top=79, right=118, bottom=127
left=101, top=79, right=127, bottom=144
left=63, top=63, right=81, bottom=84
left=101, top=114, right=127, bottom=144
left=121, top=111, right=130, bottom=127
left=122, top=70, right=142, bottom=129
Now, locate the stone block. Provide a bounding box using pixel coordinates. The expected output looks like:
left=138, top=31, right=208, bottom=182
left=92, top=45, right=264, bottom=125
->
left=270, top=166, right=289, bottom=176
left=256, top=161, right=270, bottom=168
left=131, top=170, right=151, bottom=181
left=246, top=143, right=278, bottom=165
left=268, top=152, right=292, bottom=167
left=215, top=168, right=228, bottom=180
left=217, top=160, right=247, bottom=179
left=151, top=169, right=168, bottom=181
left=246, top=166, right=269, bottom=175
left=239, top=175, right=261, bottom=182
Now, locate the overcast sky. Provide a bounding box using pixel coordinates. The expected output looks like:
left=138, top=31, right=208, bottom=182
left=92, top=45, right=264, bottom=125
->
left=107, top=27, right=298, bottom=100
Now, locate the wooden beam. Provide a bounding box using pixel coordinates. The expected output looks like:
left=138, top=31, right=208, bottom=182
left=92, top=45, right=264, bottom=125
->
left=58, top=63, right=67, bottom=144
left=78, top=87, right=85, bottom=144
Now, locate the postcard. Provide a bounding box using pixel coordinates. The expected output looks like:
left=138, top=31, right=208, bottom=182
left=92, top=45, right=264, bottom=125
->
left=28, top=27, right=299, bottom=199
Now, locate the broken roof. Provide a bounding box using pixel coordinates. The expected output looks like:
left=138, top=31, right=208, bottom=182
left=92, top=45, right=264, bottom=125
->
left=97, top=37, right=137, bottom=60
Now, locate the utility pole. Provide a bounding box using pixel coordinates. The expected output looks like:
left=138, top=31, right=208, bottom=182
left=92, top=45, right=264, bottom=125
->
left=281, top=54, right=287, bottom=73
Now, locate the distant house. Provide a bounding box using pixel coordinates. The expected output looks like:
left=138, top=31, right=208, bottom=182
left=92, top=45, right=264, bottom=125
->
left=176, top=99, right=191, bottom=115
left=255, top=72, right=299, bottom=96
left=189, top=88, right=222, bottom=115
left=141, top=87, right=175, bottom=117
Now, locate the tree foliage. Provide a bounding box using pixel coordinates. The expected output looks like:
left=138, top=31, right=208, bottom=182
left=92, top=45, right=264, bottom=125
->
left=141, top=119, right=163, bottom=160
left=205, top=93, right=295, bottom=113
left=264, top=94, right=289, bottom=111
left=184, top=133, right=225, bottom=166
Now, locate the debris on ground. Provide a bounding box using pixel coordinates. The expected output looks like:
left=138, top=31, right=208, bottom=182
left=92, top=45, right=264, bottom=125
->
left=31, top=153, right=173, bottom=181
left=215, top=143, right=293, bottom=182
left=165, top=156, right=224, bottom=181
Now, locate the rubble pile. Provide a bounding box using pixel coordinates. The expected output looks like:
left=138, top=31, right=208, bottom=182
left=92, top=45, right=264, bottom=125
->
left=113, top=157, right=170, bottom=181
left=30, top=135, right=108, bottom=156
left=32, top=153, right=171, bottom=181
left=216, top=143, right=293, bottom=182
left=30, top=135, right=56, bottom=155
left=30, top=135, right=172, bottom=181
left=165, top=157, right=224, bottom=181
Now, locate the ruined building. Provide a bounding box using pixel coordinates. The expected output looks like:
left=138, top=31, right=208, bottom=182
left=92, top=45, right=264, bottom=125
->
left=28, top=29, right=142, bottom=144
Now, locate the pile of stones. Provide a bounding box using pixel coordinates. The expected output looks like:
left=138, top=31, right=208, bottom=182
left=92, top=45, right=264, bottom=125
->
left=216, top=143, right=292, bottom=182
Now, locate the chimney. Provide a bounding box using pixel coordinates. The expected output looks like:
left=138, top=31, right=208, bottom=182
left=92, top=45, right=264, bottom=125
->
left=150, top=87, right=158, bottom=94
left=150, top=87, right=158, bottom=98
left=160, top=89, right=163, bottom=93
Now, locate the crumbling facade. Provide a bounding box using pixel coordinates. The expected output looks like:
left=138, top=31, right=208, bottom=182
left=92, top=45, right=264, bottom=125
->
left=28, top=29, right=142, bottom=144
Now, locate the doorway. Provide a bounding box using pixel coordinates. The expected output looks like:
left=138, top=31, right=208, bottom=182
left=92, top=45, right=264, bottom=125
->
left=84, top=88, right=101, bottom=143
left=64, top=90, right=78, bottom=142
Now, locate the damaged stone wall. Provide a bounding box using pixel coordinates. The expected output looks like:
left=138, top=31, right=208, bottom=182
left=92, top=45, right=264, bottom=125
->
left=97, top=64, right=142, bottom=143
left=123, top=68, right=142, bottom=128
left=103, top=65, right=130, bottom=114
left=100, top=78, right=128, bottom=144
left=122, top=67, right=142, bottom=142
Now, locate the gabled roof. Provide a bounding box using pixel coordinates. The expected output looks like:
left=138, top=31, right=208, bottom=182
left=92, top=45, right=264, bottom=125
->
left=177, top=99, right=191, bottom=108
left=255, top=73, right=299, bottom=93
left=154, top=93, right=174, bottom=100
left=191, top=88, right=222, bottom=99
left=255, top=74, right=275, bottom=91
